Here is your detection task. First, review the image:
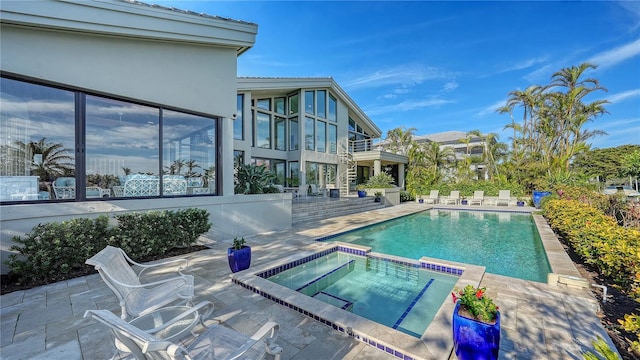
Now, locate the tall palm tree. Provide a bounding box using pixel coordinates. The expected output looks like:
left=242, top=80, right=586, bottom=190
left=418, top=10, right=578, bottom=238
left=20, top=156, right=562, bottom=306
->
left=185, top=159, right=201, bottom=177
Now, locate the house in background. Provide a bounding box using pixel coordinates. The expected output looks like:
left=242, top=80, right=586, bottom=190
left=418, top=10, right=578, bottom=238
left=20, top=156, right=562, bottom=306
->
left=236, top=77, right=408, bottom=195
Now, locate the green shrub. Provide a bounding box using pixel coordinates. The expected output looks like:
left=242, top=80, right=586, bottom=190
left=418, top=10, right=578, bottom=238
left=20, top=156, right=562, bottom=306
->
left=8, top=216, right=112, bottom=284
left=6, top=208, right=211, bottom=284
left=362, top=173, right=395, bottom=188
left=400, top=190, right=414, bottom=202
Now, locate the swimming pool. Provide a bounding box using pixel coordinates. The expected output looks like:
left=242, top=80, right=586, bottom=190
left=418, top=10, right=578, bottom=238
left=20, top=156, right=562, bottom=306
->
left=266, top=250, right=458, bottom=338
left=319, top=209, right=551, bottom=282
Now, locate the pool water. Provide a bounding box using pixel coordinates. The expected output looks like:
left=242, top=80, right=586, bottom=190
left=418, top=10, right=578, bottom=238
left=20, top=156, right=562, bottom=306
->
left=324, top=210, right=551, bottom=282
left=267, top=251, right=458, bottom=337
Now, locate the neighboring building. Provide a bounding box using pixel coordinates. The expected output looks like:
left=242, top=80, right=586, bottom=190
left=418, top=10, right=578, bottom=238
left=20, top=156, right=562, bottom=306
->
left=236, top=77, right=407, bottom=195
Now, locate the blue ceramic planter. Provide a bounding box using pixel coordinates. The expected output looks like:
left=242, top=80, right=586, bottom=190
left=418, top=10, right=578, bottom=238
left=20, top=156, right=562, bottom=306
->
left=532, top=190, right=551, bottom=209
left=357, top=190, right=367, bottom=198
left=228, top=246, right=251, bottom=273
left=452, top=302, right=500, bottom=360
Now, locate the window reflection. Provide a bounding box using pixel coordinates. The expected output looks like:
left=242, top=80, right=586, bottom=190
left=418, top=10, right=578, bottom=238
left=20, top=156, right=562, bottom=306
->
left=275, top=116, right=286, bottom=151
left=256, top=112, right=271, bottom=149
left=316, top=121, right=326, bottom=153
left=234, top=94, right=243, bottom=140
left=305, top=117, right=314, bottom=150
left=0, top=78, right=75, bottom=202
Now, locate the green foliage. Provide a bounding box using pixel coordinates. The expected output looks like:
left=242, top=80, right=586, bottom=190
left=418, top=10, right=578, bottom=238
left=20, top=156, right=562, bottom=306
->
left=543, top=198, right=640, bottom=299
left=6, top=209, right=211, bottom=284
left=399, top=190, right=414, bottom=202
left=573, top=145, right=640, bottom=182
left=234, top=163, right=276, bottom=194
left=8, top=216, right=113, bottom=284
left=621, top=149, right=640, bottom=178
left=231, top=237, right=246, bottom=250
left=452, top=285, right=498, bottom=323
left=418, top=180, right=526, bottom=198
left=582, top=336, right=622, bottom=360
left=363, top=172, right=395, bottom=188
left=619, top=314, right=640, bottom=355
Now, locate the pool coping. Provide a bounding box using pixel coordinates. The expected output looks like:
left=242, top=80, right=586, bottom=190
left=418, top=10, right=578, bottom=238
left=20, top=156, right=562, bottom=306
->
left=231, top=242, right=486, bottom=360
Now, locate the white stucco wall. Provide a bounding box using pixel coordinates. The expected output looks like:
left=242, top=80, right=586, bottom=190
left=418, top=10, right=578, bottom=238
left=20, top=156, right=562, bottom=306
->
left=0, top=194, right=292, bottom=274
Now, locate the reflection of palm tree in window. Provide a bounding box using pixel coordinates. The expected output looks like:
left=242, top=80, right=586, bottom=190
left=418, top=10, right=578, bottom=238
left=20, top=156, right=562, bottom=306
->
left=122, top=167, right=132, bottom=176
left=10, top=138, right=74, bottom=181
left=164, top=159, right=185, bottom=175
left=185, top=159, right=200, bottom=177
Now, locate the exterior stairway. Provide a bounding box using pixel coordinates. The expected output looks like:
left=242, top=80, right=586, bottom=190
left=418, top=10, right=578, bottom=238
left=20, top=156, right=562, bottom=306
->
left=292, top=196, right=386, bottom=225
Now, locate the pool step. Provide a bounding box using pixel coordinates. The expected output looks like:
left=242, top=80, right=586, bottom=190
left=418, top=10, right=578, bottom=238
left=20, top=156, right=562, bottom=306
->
left=292, top=197, right=386, bottom=225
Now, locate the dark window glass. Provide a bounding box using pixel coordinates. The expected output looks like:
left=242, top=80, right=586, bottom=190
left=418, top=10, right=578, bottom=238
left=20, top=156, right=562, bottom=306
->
left=305, top=91, right=314, bottom=115
left=305, top=117, right=314, bottom=150
left=257, top=98, right=270, bottom=111
left=289, top=117, right=299, bottom=150
left=275, top=116, right=286, bottom=151
left=328, top=94, right=337, bottom=122
left=328, top=124, right=337, bottom=154
left=256, top=112, right=271, bottom=149
left=288, top=93, right=299, bottom=115
left=316, top=121, right=326, bottom=153
left=274, top=97, right=285, bottom=115
left=234, top=94, right=243, bottom=140
left=317, top=90, right=326, bottom=119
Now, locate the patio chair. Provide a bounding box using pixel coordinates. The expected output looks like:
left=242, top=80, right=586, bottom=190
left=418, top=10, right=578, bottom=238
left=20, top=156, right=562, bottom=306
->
left=496, top=190, right=511, bottom=206
left=84, top=309, right=283, bottom=360
left=52, top=177, right=76, bottom=199
left=86, top=245, right=194, bottom=319
left=294, top=184, right=308, bottom=200
left=424, top=190, right=439, bottom=204
left=444, top=190, right=460, bottom=205
left=469, top=190, right=484, bottom=205
left=309, top=184, right=322, bottom=196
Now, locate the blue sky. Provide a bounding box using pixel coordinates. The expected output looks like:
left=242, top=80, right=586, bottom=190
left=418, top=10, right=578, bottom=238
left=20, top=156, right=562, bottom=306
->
left=162, top=1, right=639, bottom=149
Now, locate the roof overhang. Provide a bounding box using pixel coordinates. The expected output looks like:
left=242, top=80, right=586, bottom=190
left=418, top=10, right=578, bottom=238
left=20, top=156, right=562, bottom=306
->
left=0, top=0, right=258, bottom=55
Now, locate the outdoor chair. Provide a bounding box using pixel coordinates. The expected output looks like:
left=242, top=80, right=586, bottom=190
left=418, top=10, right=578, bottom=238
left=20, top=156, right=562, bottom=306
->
left=84, top=309, right=283, bottom=360
left=52, top=177, right=76, bottom=199
left=309, top=184, right=322, bottom=196
left=469, top=190, right=484, bottom=205
left=444, top=190, right=460, bottom=205
left=86, top=245, right=194, bottom=319
left=496, top=190, right=511, bottom=206
left=424, top=190, right=439, bottom=204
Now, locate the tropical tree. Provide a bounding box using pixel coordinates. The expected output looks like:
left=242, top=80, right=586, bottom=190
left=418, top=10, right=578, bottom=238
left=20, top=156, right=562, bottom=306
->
left=5, top=138, right=74, bottom=181
left=185, top=159, right=201, bottom=177
left=384, top=126, right=417, bottom=156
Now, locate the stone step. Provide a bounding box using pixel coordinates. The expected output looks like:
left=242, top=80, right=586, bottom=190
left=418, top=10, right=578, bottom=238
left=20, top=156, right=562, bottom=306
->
left=292, top=197, right=386, bottom=225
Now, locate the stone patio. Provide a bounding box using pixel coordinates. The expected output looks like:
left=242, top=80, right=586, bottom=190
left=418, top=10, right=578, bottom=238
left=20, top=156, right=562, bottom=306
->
left=0, top=202, right=617, bottom=359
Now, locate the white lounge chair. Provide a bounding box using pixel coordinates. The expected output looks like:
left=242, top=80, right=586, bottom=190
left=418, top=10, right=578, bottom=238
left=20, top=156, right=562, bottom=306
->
left=425, top=190, right=439, bottom=204
left=84, top=309, right=283, bottom=360
left=86, top=245, right=194, bottom=319
left=444, top=190, right=460, bottom=205
left=469, top=190, right=484, bottom=205
left=496, top=190, right=511, bottom=206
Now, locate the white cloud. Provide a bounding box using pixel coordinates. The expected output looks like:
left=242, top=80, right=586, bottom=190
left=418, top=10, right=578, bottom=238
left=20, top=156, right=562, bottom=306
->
left=523, top=64, right=553, bottom=83
left=366, top=98, right=453, bottom=116
left=605, top=89, right=640, bottom=104
left=587, top=38, right=640, bottom=69
left=497, top=57, right=549, bottom=74
left=442, top=80, right=459, bottom=93
left=476, top=100, right=507, bottom=117
left=343, top=65, right=449, bottom=90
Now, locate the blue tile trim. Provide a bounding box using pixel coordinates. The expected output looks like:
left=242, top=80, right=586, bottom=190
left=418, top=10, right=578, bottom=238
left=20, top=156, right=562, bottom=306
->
left=315, top=291, right=353, bottom=310
left=392, top=278, right=434, bottom=329
left=296, top=260, right=356, bottom=292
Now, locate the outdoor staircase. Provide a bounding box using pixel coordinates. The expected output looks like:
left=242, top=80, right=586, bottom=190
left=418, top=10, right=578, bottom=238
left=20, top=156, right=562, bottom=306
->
left=292, top=197, right=386, bottom=225
left=338, top=143, right=356, bottom=197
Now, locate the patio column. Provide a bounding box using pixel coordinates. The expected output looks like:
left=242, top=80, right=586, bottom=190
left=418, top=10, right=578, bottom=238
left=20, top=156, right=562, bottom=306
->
left=398, top=163, right=405, bottom=189
left=373, top=159, right=381, bottom=176
left=221, top=116, right=234, bottom=196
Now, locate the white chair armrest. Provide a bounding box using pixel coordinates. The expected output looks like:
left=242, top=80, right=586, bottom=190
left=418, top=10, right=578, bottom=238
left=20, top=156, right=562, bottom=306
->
left=227, top=321, right=280, bottom=360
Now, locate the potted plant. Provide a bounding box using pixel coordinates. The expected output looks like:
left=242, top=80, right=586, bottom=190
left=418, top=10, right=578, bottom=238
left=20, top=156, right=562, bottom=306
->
left=517, top=197, right=526, bottom=207
left=461, top=195, right=468, bottom=205
left=417, top=195, right=424, bottom=204
left=227, top=237, right=251, bottom=273
left=356, top=184, right=367, bottom=198
left=451, top=285, right=500, bottom=360
left=374, top=191, right=382, bottom=202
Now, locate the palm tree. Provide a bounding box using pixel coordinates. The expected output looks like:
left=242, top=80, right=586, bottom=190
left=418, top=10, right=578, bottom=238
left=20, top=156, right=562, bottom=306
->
left=384, top=126, right=417, bottom=156
left=185, top=159, right=201, bottom=177
left=8, top=138, right=74, bottom=181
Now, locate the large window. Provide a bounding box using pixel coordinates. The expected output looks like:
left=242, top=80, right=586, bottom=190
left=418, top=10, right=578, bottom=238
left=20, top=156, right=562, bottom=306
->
left=305, top=117, right=315, bottom=151
left=328, top=124, right=337, bottom=154
left=255, top=112, right=271, bottom=149
left=234, top=94, right=243, bottom=140
left=328, top=94, right=337, bottom=122
left=304, top=91, right=314, bottom=115
left=288, top=93, right=299, bottom=115
left=316, top=121, right=326, bottom=153
left=316, top=90, right=326, bottom=119
left=0, top=76, right=218, bottom=203
left=288, top=161, right=299, bottom=186
left=275, top=116, right=286, bottom=151
left=289, top=117, right=299, bottom=151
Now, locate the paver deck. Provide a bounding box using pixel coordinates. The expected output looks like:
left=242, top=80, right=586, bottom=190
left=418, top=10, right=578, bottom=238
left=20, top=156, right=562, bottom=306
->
left=0, top=202, right=617, bottom=359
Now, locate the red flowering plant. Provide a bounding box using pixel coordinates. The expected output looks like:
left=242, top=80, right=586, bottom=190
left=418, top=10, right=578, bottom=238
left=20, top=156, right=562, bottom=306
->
left=451, top=285, right=499, bottom=324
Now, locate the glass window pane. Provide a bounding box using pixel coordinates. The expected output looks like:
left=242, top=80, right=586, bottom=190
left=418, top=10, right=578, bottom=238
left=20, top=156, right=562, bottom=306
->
left=305, top=117, right=314, bottom=150
left=305, top=91, right=314, bottom=114
left=317, top=90, right=326, bottom=119
left=275, top=116, right=286, bottom=151
left=234, top=94, right=243, bottom=140
left=273, top=159, right=285, bottom=185
left=234, top=150, right=244, bottom=166
left=256, top=112, right=271, bottom=149
left=348, top=117, right=355, bottom=131
left=328, top=94, right=337, bottom=122
left=257, top=98, right=270, bottom=111
left=86, top=95, right=159, bottom=198
left=357, top=124, right=363, bottom=133
left=316, top=121, right=326, bottom=153
left=0, top=78, right=75, bottom=202
left=288, top=161, right=299, bottom=186
left=288, top=93, right=299, bottom=115
left=328, top=124, right=337, bottom=154
left=306, top=162, right=318, bottom=184
left=289, top=117, right=298, bottom=151
left=274, top=97, right=285, bottom=115
left=163, top=109, right=216, bottom=196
